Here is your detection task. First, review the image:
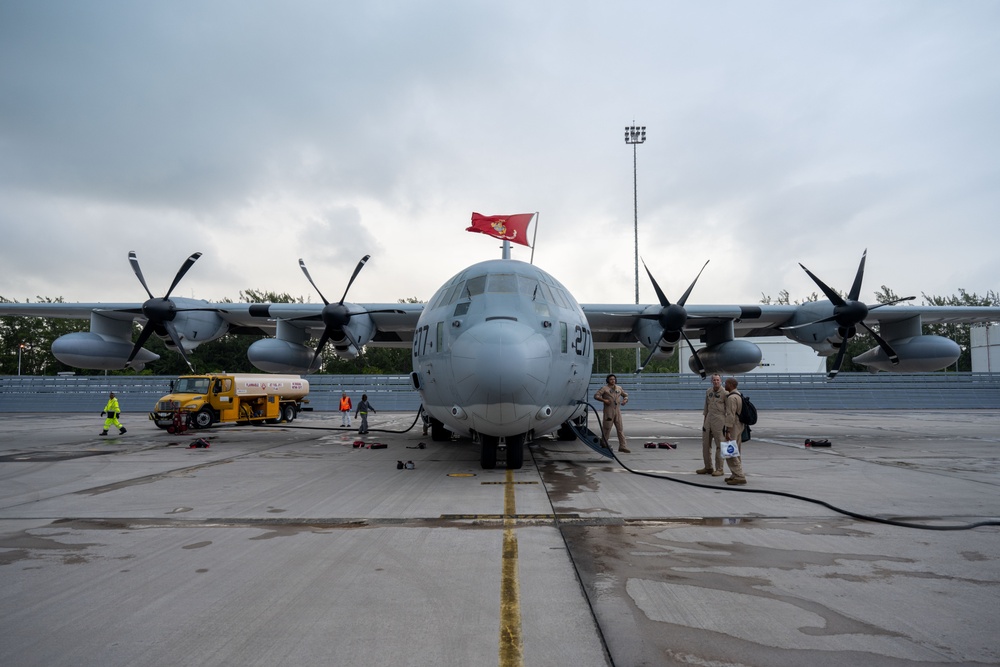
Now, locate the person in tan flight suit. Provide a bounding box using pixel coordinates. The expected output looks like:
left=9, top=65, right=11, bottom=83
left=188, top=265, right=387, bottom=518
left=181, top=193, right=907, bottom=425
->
left=594, top=374, right=630, bottom=453
left=698, top=373, right=727, bottom=476
left=722, top=377, right=747, bottom=485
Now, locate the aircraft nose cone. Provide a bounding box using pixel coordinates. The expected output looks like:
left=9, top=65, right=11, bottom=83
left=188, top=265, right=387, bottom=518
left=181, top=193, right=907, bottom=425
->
left=450, top=319, right=551, bottom=416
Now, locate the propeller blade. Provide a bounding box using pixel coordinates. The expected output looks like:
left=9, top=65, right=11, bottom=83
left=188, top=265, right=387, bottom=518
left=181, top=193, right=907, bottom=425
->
left=860, top=322, right=900, bottom=365
left=827, top=341, right=849, bottom=379
left=309, top=330, right=333, bottom=372
left=641, top=260, right=671, bottom=307
left=681, top=332, right=707, bottom=379
left=163, top=252, right=203, bottom=299
left=868, top=296, right=916, bottom=310
left=125, top=322, right=156, bottom=367
left=299, top=259, right=330, bottom=306
left=847, top=249, right=867, bottom=302
left=677, top=260, right=710, bottom=307
left=781, top=315, right=839, bottom=331
left=635, top=335, right=663, bottom=374
left=128, top=251, right=155, bottom=300
left=163, top=321, right=195, bottom=372
left=338, top=255, right=371, bottom=305
left=799, top=263, right=845, bottom=306
left=340, top=326, right=362, bottom=355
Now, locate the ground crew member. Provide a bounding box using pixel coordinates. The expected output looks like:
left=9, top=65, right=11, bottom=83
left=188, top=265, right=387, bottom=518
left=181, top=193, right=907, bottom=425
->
left=339, top=391, right=353, bottom=427
left=100, top=392, right=126, bottom=436
left=698, top=373, right=727, bottom=476
left=594, top=374, right=630, bottom=453
left=722, top=377, right=747, bottom=485
left=355, top=393, right=376, bottom=434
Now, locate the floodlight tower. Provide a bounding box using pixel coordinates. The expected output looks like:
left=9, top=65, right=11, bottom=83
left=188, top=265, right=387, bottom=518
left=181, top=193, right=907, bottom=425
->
left=625, top=124, right=646, bottom=371
left=624, top=124, right=646, bottom=306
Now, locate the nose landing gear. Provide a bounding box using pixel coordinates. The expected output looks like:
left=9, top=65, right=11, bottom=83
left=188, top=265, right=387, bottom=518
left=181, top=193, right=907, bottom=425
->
left=480, top=433, right=526, bottom=470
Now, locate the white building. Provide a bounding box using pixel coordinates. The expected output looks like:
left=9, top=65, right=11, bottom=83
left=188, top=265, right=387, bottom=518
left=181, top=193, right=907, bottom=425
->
left=971, top=324, right=999, bottom=372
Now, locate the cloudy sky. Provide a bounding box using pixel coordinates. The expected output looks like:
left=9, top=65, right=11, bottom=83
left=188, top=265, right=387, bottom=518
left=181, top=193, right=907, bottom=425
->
left=1, top=1, right=997, bottom=310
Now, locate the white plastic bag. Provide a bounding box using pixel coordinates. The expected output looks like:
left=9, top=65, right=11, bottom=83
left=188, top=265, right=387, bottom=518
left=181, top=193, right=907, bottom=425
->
left=721, top=440, right=740, bottom=458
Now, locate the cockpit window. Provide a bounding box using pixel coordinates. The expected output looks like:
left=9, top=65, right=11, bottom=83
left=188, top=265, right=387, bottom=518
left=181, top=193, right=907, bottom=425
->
left=464, top=275, right=487, bottom=297
left=536, top=281, right=556, bottom=305
left=441, top=281, right=464, bottom=306
left=487, top=273, right=517, bottom=293
left=518, top=275, right=539, bottom=298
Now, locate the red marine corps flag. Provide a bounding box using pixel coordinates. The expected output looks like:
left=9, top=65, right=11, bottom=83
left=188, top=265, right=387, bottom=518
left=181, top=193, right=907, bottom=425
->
left=466, top=212, right=535, bottom=247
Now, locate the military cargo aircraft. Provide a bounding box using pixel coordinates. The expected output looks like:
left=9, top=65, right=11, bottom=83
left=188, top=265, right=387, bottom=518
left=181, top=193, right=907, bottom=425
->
left=2, top=226, right=999, bottom=469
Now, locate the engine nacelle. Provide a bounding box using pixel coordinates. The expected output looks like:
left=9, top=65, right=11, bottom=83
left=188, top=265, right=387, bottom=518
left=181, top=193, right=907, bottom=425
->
left=853, top=335, right=960, bottom=372
left=248, top=339, right=323, bottom=374
left=342, top=314, right=376, bottom=353
left=51, top=332, right=159, bottom=371
left=166, top=299, right=229, bottom=345
left=689, top=340, right=762, bottom=375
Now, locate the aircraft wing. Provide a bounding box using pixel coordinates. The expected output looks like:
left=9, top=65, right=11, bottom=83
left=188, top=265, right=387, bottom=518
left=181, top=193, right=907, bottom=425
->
left=583, top=300, right=1000, bottom=375
left=212, top=302, right=425, bottom=344
left=583, top=304, right=799, bottom=345
left=0, top=302, right=145, bottom=321
left=0, top=299, right=425, bottom=371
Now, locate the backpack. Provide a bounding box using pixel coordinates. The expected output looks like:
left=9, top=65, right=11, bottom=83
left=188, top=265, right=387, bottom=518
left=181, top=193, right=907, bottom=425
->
left=736, top=392, right=758, bottom=426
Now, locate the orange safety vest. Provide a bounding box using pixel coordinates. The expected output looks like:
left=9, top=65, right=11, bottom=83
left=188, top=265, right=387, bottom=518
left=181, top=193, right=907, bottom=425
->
left=339, top=396, right=352, bottom=412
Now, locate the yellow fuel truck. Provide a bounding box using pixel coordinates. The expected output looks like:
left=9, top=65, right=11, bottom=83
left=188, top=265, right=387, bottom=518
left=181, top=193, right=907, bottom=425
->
left=149, top=373, right=310, bottom=432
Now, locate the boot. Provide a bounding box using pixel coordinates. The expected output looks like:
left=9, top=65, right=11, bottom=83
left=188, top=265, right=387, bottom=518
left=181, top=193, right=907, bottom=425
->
left=618, top=445, right=631, bottom=453
left=696, top=467, right=712, bottom=474
left=119, top=427, right=127, bottom=435
left=712, top=469, right=725, bottom=477
left=725, top=477, right=747, bottom=485
left=100, top=431, right=108, bottom=436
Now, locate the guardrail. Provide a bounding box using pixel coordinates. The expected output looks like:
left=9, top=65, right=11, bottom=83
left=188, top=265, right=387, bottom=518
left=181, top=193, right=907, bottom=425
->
left=1, top=372, right=998, bottom=413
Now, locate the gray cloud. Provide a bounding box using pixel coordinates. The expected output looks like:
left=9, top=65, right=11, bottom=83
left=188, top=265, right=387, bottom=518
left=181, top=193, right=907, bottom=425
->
left=1, top=0, right=997, bottom=308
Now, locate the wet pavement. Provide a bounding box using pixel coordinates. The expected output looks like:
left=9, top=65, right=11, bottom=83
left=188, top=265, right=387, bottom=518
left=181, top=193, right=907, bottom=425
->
left=0, top=409, right=998, bottom=666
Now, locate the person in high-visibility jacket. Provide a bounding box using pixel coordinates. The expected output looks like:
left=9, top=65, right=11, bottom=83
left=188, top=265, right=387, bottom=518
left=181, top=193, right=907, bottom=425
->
left=100, top=392, right=127, bottom=436
left=355, top=393, right=376, bottom=435
left=339, top=391, right=353, bottom=427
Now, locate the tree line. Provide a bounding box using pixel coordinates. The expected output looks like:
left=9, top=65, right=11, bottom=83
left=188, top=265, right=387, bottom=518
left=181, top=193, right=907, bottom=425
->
left=1, top=287, right=996, bottom=376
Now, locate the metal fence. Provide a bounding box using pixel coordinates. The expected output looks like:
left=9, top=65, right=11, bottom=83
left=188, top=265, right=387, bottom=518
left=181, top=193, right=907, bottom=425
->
left=1, top=372, right=999, bottom=413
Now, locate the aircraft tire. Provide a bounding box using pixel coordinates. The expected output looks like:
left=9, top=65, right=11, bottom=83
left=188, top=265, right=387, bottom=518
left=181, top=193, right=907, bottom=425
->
left=505, top=434, right=525, bottom=469
left=480, top=435, right=498, bottom=469
left=430, top=418, right=449, bottom=441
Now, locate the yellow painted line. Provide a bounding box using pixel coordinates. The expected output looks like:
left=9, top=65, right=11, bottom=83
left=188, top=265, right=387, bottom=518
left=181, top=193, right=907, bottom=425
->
left=481, top=480, right=538, bottom=485
left=498, top=468, right=523, bottom=666
left=439, top=514, right=555, bottom=521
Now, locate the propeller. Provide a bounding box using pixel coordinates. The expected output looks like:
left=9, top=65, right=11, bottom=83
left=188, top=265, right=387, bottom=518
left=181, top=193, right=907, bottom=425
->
left=787, top=249, right=915, bottom=379
left=297, top=255, right=404, bottom=370
left=124, top=251, right=203, bottom=371
left=635, top=258, right=710, bottom=377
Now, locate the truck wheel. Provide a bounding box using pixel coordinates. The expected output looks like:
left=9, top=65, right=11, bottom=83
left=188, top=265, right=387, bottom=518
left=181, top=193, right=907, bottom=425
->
left=193, top=408, right=214, bottom=429
left=282, top=405, right=296, bottom=423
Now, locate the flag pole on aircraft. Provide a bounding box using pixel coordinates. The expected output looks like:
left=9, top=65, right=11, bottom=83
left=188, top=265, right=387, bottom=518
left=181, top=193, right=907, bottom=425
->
left=529, top=211, right=539, bottom=264
left=466, top=213, right=536, bottom=261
